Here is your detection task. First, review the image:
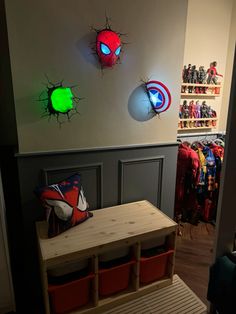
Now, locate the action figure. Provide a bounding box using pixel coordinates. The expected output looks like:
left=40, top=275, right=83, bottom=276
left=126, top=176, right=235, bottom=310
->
left=179, top=104, right=183, bottom=118
left=194, top=100, right=201, bottom=127
left=186, top=64, right=192, bottom=82
left=190, top=65, right=198, bottom=94
left=207, top=106, right=213, bottom=117
left=179, top=104, right=183, bottom=128
left=198, top=66, right=207, bottom=93
left=211, top=108, right=217, bottom=127
left=182, top=65, right=188, bottom=93
left=207, top=106, right=213, bottom=127
left=182, top=100, right=189, bottom=128
left=201, top=101, right=209, bottom=127
left=182, top=65, right=188, bottom=83
left=188, top=100, right=194, bottom=118
left=186, top=64, right=193, bottom=93
left=188, top=100, right=194, bottom=128
left=191, top=65, right=198, bottom=83
left=207, top=61, right=223, bottom=85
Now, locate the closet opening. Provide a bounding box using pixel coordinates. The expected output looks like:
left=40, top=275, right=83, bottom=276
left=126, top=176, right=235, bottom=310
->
left=173, top=0, right=235, bottom=306
left=174, top=132, right=225, bottom=304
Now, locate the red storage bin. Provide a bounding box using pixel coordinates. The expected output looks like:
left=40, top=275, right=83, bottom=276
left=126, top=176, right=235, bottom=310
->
left=48, top=273, right=94, bottom=314
left=140, top=250, right=174, bottom=284
left=99, top=260, right=135, bottom=297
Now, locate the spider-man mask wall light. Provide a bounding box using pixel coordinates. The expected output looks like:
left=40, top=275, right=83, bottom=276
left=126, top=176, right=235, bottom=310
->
left=39, top=77, right=82, bottom=125
left=93, top=18, right=125, bottom=68
left=96, top=29, right=121, bottom=67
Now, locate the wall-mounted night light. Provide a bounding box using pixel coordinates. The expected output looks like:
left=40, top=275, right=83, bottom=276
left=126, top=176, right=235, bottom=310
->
left=39, top=78, right=82, bottom=124
left=51, top=87, right=73, bottom=113
left=92, top=17, right=126, bottom=69
left=96, top=29, right=121, bottom=68
left=145, top=80, right=171, bottom=114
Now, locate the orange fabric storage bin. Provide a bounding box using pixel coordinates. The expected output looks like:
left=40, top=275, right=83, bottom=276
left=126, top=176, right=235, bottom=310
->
left=48, top=274, right=94, bottom=314
left=214, top=87, right=220, bottom=94
left=99, top=260, right=135, bottom=297
left=140, top=250, right=174, bottom=284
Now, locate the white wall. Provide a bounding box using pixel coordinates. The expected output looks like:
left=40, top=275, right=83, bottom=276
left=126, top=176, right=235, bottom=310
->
left=5, top=0, right=187, bottom=153
left=219, top=0, right=236, bottom=131
left=183, top=0, right=233, bottom=132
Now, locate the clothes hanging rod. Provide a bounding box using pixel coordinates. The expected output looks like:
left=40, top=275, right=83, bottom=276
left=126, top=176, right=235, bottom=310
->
left=177, top=131, right=226, bottom=138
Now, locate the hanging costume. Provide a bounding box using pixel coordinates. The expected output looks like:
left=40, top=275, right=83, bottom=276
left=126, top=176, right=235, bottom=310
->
left=175, top=138, right=225, bottom=225
left=174, top=143, right=200, bottom=223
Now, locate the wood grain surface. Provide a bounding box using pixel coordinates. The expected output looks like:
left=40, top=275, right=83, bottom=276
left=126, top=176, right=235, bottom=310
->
left=175, top=222, right=215, bottom=305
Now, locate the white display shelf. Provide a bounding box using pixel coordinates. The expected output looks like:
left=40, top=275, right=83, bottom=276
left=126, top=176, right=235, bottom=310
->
left=181, top=83, right=221, bottom=98
left=178, top=126, right=217, bottom=131
left=179, top=118, right=217, bottom=121
left=180, top=93, right=220, bottom=97
left=181, top=83, right=221, bottom=88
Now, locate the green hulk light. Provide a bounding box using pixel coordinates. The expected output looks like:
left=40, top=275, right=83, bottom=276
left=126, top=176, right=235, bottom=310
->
left=51, top=87, right=73, bottom=113
left=39, top=77, right=82, bottom=124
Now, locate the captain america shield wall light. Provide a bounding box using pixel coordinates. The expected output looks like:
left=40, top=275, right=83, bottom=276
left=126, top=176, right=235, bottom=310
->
left=145, top=80, right=171, bottom=115
left=92, top=17, right=126, bottom=69
left=39, top=77, right=82, bottom=125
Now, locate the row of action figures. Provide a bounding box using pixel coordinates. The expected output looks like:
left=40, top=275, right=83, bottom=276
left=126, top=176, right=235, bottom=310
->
left=181, top=61, right=223, bottom=94
left=179, top=100, right=217, bottom=128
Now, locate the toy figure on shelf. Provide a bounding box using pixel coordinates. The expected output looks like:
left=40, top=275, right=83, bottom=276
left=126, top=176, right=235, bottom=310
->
left=201, top=101, right=209, bottom=127
left=179, top=104, right=183, bottom=128
left=207, top=106, right=213, bottom=127
left=211, top=108, right=217, bottom=127
left=192, top=101, right=197, bottom=127
left=181, top=66, right=188, bottom=93
left=191, top=65, right=198, bottom=85
left=182, top=100, right=189, bottom=128
left=198, top=66, right=207, bottom=94
left=182, top=65, right=188, bottom=83
left=206, top=61, right=223, bottom=85
left=207, top=106, right=213, bottom=117
left=188, top=100, right=194, bottom=118
left=179, top=104, right=183, bottom=118
left=201, top=101, right=209, bottom=117
left=198, top=66, right=207, bottom=83
left=193, top=100, right=201, bottom=127
left=187, top=64, right=192, bottom=82
left=188, top=100, right=194, bottom=128
left=186, top=64, right=192, bottom=93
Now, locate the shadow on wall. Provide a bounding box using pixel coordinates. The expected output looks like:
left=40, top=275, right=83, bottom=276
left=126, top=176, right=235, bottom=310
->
left=76, top=32, right=101, bottom=70
left=128, top=84, right=155, bottom=121
left=16, top=95, right=45, bottom=125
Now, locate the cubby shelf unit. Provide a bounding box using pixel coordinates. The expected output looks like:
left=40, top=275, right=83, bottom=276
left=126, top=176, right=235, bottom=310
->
left=36, top=200, right=177, bottom=314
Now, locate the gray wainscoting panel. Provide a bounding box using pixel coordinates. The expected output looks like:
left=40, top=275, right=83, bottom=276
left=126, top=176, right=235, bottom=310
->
left=42, top=163, right=103, bottom=210
left=119, top=156, right=164, bottom=208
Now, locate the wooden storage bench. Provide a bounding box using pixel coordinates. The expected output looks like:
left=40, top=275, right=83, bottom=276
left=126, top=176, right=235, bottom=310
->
left=36, top=200, right=177, bottom=314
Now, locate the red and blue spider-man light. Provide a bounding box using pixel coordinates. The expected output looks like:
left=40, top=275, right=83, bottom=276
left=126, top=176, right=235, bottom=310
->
left=93, top=17, right=125, bottom=68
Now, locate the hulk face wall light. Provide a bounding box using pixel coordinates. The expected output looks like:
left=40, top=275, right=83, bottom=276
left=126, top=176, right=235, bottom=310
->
left=50, top=87, right=73, bottom=113
left=39, top=78, right=82, bottom=124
